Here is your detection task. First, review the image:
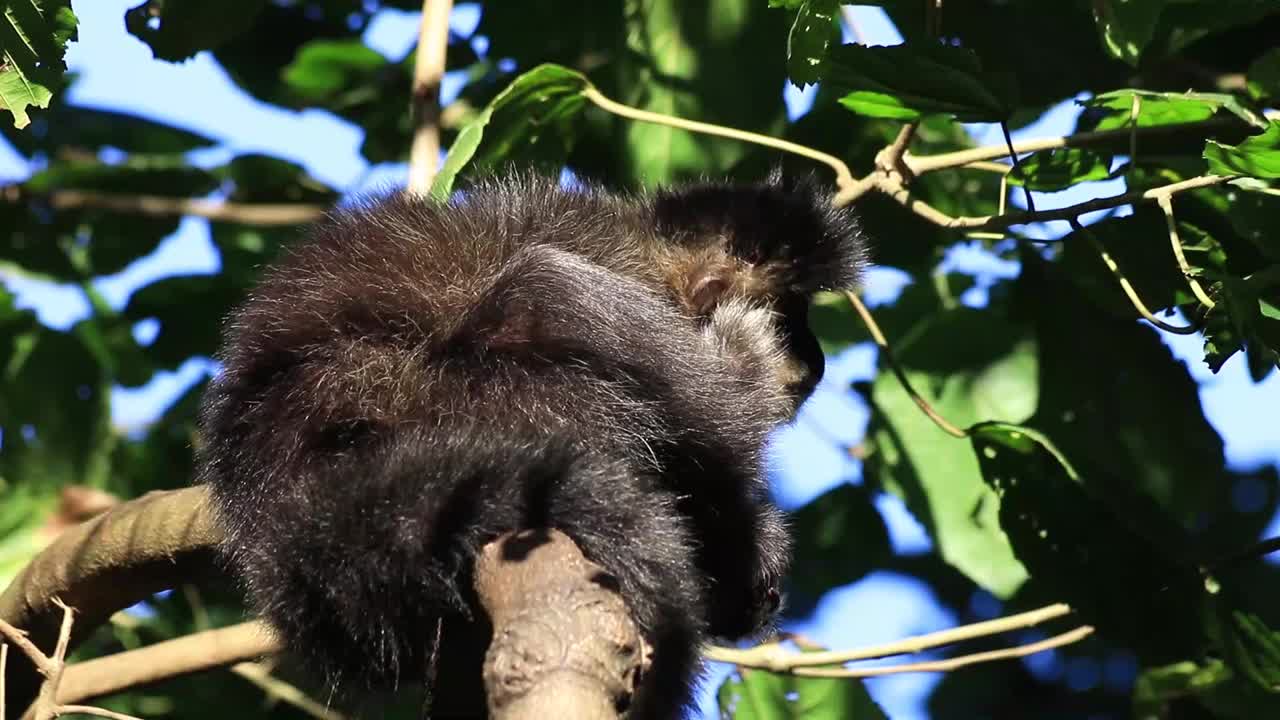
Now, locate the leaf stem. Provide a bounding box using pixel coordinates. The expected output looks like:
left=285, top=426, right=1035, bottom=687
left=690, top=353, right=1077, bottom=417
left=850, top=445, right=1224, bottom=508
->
left=1071, top=218, right=1201, bottom=335
left=843, top=290, right=969, bottom=438
left=581, top=85, right=857, bottom=192
left=1156, top=193, right=1217, bottom=309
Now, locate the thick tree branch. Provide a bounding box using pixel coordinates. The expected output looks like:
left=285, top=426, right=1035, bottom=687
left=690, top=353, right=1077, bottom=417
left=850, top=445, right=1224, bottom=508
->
left=407, top=0, right=454, bottom=195
left=0, top=487, right=221, bottom=720
left=475, top=529, right=648, bottom=720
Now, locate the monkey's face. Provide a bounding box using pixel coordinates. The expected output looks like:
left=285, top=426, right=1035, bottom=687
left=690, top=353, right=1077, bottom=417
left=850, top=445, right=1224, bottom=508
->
left=776, top=294, right=825, bottom=407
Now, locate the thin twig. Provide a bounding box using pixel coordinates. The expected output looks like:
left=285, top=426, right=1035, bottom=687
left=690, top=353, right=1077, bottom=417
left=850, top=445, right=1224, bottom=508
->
left=904, top=119, right=1237, bottom=175
left=708, top=603, right=1074, bottom=669
left=843, top=290, right=969, bottom=438
left=54, top=706, right=143, bottom=720
left=2, top=643, right=8, bottom=720
left=407, top=0, right=454, bottom=195
left=878, top=173, right=1233, bottom=229
left=0, top=619, right=52, bottom=676
left=582, top=86, right=857, bottom=192
left=783, top=626, right=1095, bottom=678
left=1156, top=194, right=1217, bottom=309
left=1072, top=219, right=1200, bottom=335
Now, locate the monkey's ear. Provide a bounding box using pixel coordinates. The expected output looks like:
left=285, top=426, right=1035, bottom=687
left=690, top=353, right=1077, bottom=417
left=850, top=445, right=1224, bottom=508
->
left=687, top=270, right=732, bottom=317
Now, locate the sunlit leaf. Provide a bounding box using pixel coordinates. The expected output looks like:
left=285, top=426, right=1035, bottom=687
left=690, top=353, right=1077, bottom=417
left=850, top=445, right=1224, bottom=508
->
left=0, top=0, right=76, bottom=128
left=1091, top=0, right=1162, bottom=66
left=784, top=0, right=839, bottom=87
left=431, top=64, right=590, bottom=201
left=1205, top=122, right=1280, bottom=179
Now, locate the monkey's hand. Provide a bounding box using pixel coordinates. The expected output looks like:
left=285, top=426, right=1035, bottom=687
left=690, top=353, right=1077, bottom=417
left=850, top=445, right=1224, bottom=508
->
left=702, top=299, right=791, bottom=394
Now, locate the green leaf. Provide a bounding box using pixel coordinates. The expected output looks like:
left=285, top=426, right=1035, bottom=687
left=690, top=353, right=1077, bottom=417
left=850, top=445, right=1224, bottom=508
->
left=611, top=0, right=788, bottom=185
left=717, top=669, right=888, bottom=720
left=430, top=64, right=590, bottom=201
left=281, top=39, right=387, bottom=101
left=787, top=484, right=892, bottom=602
left=1219, top=612, right=1280, bottom=691
left=1247, top=48, right=1280, bottom=101
left=1085, top=89, right=1267, bottom=131
left=1133, top=660, right=1233, bottom=718
left=125, top=0, right=268, bottom=62
left=826, top=43, right=1014, bottom=122
left=1060, top=210, right=1199, bottom=318
left=1006, top=148, right=1112, bottom=191
left=969, top=422, right=1207, bottom=658
left=1091, top=0, right=1162, bottom=66
left=1205, top=122, right=1280, bottom=179
left=1, top=105, right=215, bottom=155
left=0, top=0, right=77, bottom=128
left=864, top=307, right=1033, bottom=597
left=785, top=0, right=839, bottom=87
left=1028, top=249, right=1227, bottom=526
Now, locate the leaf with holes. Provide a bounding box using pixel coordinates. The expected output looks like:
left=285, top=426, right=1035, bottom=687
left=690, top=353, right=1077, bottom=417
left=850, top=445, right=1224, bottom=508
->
left=785, top=0, right=839, bottom=87
left=970, top=422, right=1208, bottom=658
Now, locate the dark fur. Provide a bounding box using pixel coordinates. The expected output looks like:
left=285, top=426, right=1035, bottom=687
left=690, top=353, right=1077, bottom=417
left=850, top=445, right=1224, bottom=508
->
left=199, top=171, right=867, bottom=717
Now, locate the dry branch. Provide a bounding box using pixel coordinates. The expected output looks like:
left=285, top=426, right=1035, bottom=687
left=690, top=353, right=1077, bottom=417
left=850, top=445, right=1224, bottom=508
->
left=407, top=0, right=454, bottom=194
left=55, top=623, right=278, bottom=706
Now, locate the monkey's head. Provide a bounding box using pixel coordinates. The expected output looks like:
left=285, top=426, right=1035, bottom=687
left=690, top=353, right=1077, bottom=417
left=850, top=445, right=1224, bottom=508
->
left=651, top=171, right=869, bottom=404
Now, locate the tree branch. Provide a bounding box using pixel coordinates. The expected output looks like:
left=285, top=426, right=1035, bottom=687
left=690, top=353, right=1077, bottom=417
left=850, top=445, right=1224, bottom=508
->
left=1, top=187, right=325, bottom=225
left=0, top=487, right=221, bottom=720
left=407, top=0, right=454, bottom=195
left=475, top=529, right=648, bottom=720
left=54, top=622, right=279, bottom=706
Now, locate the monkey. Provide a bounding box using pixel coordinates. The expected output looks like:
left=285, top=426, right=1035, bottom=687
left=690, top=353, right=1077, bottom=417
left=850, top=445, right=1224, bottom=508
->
left=197, top=169, right=868, bottom=718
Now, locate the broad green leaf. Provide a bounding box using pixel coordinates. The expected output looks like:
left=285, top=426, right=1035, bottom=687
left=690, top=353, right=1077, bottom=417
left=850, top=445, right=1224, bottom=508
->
left=0, top=0, right=76, bottom=128
left=970, top=422, right=1206, bottom=658
left=430, top=64, right=590, bottom=201
left=865, top=308, right=1032, bottom=597
left=1091, top=0, right=1162, bottom=66
left=1028, top=249, right=1227, bottom=524
left=785, top=0, right=839, bottom=87
left=125, top=0, right=268, bottom=62
left=614, top=0, right=787, bottom=185
left=1085, top=89, right=1267, bottom=131
left=1247, top=48, right=1280, bottom=101
left=1205, top=122, right=1280, bottom=179
left=281, top=39, right=386, bottom=100
left=1006, top=148, right=1112, bottom=191
left=826, top=43, right=1014, bottom=122
left=787, top=484, right=891, bottom=603
left=717, top=669, right=887, bottom=720
left=0, top=105, right=215, bottom=155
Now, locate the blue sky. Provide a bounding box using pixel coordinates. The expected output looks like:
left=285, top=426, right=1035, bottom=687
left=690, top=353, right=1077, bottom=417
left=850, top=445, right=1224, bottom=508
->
left=2, top=3, right=1278, bottom=718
